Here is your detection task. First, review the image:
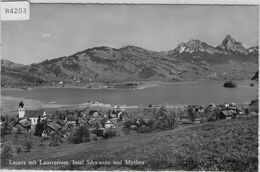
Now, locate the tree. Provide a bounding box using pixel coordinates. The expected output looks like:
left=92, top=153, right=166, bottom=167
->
left=0, top=116, right=6, bottom=123
left=167, top=109, right=176, bottom=129
left=187, top=107, right=196, bottom=123
left=1, top=121, right=8, bottom=137
left=146, top=119, right=155, bottom=129
left=58, top=112, right=65, bottom=120
left=68, top=125, right=90, bottom=144
left=153, top=106, right=177, bottom=130
left=65, top=110, right=69, bottom=116
left=16, top=145, right=22, bottom=154
left=123, top=120, right=132, bottom=129
left=5, top=115, right=9, bottom=123
left=78, top=125, right=90, bottom=142
left=55, top=110, right=59, bottom=117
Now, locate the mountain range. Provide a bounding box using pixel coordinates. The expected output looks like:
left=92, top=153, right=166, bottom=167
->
left=1, top=35, right=258, bottom=87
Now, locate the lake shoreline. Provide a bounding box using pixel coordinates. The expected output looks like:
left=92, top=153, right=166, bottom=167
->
left=1, top=81, right=159, bottom=91
left=0, top=78, right=242, bottom=91
left=1, top=96, right=139, bottom=116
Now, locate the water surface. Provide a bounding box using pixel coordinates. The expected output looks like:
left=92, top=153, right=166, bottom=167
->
left=1, top=80, right=258, bottom=106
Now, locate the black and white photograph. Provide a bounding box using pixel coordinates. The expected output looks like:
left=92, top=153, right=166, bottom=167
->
left=0, top=0, right=259, bottom=171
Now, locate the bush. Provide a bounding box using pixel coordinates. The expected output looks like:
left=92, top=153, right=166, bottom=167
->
left=249, top=99, right=258, bottom=113
left=123, top=120, right=132, bottom=129
left=16, top=145, right=23, bottom=154
left=214, top=109, right=224, bottom=120
left=1, top=141, right=16, bottom=159
left=207, top=117, right=216, bottom=122
left=92, top=129, right=104, bottom=137
left=34, top=123, right=45, bottom=137
left=49, top=133, right=61, bottom=147
left=68, top=131, right=81, bottom=144
left=244, top=108, right=250, bottom=115
left=146, top=119, right=155, bottom=129
left=24, top=140, right=32, bottom=152
left=103, top=129, right=116, bottom=139
left=16, top=125, right=23, bottom=134
left=89, top=133, right=97, bottom=141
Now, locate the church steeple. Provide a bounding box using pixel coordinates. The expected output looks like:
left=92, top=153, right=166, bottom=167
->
left=18, top=101, right=25, bottom=119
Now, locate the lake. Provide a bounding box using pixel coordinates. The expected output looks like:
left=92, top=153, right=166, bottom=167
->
left=1, top=80, right=258, bottom=106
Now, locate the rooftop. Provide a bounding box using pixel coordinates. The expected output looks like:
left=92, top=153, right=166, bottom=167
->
left=25, top=110, right=45, bottom=118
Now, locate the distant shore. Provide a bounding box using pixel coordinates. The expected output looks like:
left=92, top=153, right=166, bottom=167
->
left=1, top=81, right=160, bottom=91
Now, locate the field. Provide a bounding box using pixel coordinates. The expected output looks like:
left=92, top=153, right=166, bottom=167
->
left=1, top=115, right=258, bottom=171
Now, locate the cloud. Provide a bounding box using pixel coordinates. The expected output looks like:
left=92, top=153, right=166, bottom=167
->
left=42, top=33, right=51, bottom=38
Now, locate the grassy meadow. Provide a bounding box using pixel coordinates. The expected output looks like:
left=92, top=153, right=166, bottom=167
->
left=1, top=115, right=258, bottom=171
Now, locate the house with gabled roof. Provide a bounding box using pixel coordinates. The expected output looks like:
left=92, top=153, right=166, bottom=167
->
left=26, top=110, right=46, bottom=125
left=13, top=118, right=31, bottom=133
left=104, top=119, right=116, bottom=129
left=57, top=119, right=66, bottom=126
left=47, top=121, right=62, bottom=132
left=220, top=110, right=237, bottom=119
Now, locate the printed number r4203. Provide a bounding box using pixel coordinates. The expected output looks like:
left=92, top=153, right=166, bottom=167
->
left=5, top=8, right=27, bottom=14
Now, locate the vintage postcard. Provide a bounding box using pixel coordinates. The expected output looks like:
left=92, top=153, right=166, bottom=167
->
left=0, top=0, right=259, bottom=171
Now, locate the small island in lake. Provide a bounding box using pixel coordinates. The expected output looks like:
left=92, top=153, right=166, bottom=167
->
left=223, top=80, right=237, bottom=88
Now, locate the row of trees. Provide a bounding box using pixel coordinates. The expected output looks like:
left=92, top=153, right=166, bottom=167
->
left=124, top=106, right=181, bottom=133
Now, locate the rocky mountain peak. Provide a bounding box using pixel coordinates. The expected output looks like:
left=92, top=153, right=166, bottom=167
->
left=221, top=35, right=238, bottom=47
left=173, top=39, right=223, bottom=54
left=218, top=35, right=248, bottom=55
left=222, top=34, right=233, bottom=42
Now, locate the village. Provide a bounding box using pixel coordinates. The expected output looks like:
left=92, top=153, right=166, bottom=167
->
left=0, top=97, right=258, bottom=152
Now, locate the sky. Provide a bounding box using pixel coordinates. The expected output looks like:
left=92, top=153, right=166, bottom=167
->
left=1, top=4, right=259, bottom=64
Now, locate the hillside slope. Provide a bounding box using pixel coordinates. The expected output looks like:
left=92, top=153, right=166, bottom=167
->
left=1, top=35, right=258, bottom=87
left=3, top=116, right=258, bottom=171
